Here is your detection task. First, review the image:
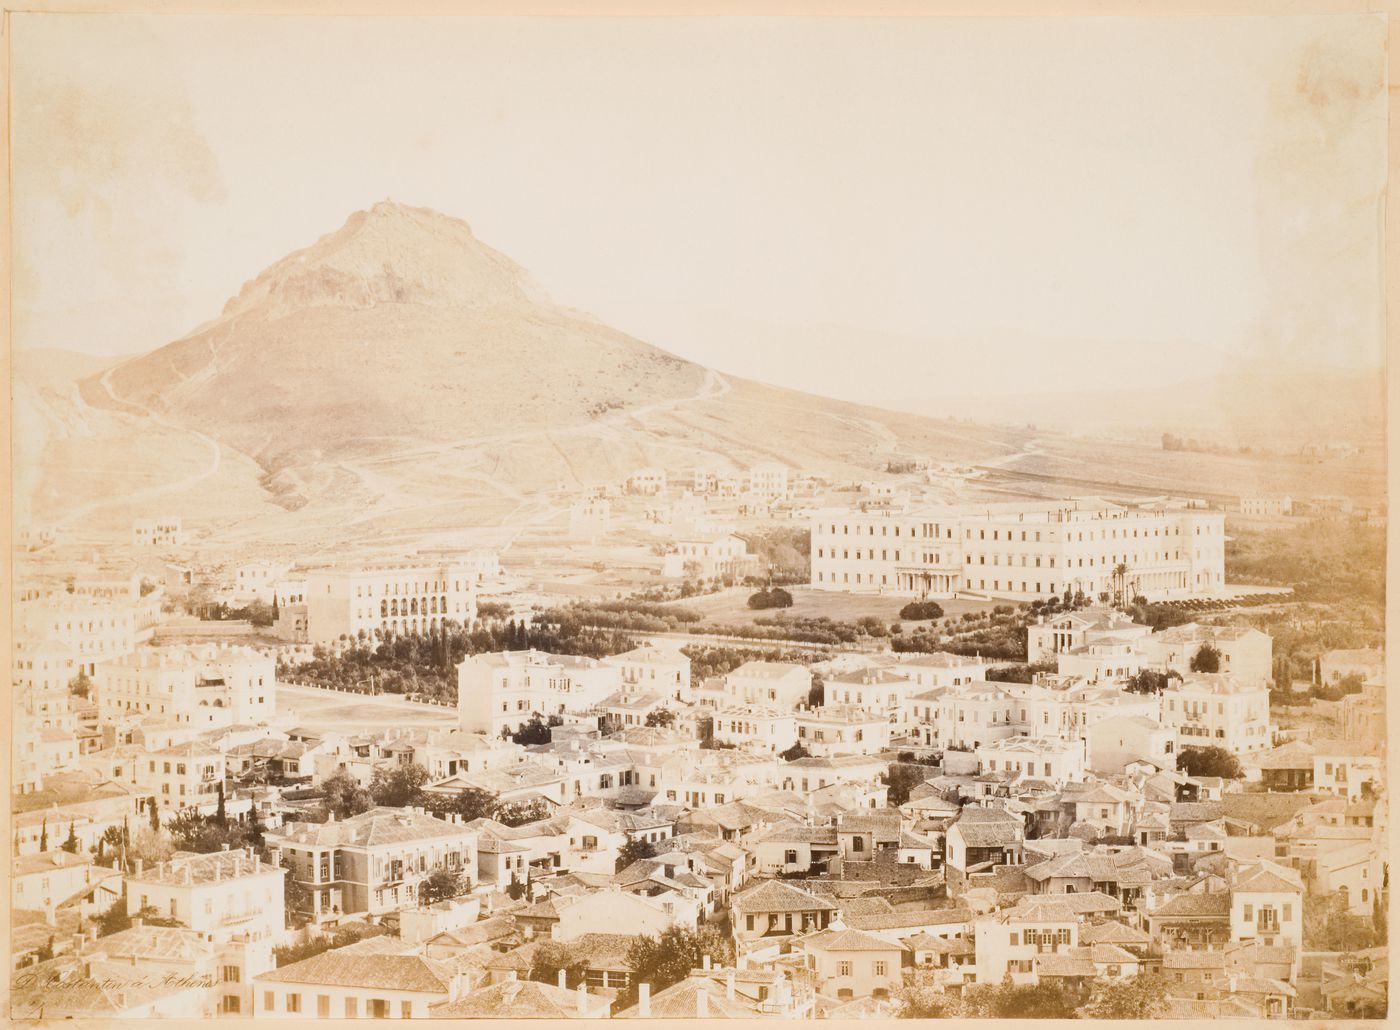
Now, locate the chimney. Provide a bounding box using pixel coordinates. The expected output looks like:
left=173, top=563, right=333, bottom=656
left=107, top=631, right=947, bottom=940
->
left=72, top=932, right=85, bottom=955
left=558, top=969, right=567, bottom=990
left=576, top=983, right=588, bottom=1014
left=726, top=972, right=736, bottom=1001
left=135, top=858, right=144, bottom=875
left=638, top=983, right=651, bottom=1018
left=221, top=843, right=230, bottom=851
left=696, top=987, right=709, bottom=1018
left=132, top=917, right=144, bottom=929
left=702, top=954, right=712, bottom=971
left=88, top=927, right=99, bottom=943
left=1228, top=974, right=1238, bottom=993
left=507, top=970, right=518, bottom=981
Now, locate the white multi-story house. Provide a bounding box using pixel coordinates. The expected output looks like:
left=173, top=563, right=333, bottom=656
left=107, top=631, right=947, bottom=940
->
left=601, top=645, right=691, bottom=701
left=1160, top=674, right=1272, bottom=755
left=902, top=681, right=1017, bottom=750
left=266, top=807, right=478, bottom=923
left=745, top=463, right=790, bottom=499
left=568, top=497, right=612, bottom=541
left=712, top=707, right=798, bottom=752
left=795, top=706, right=890, bottom=756
left=457, top=650, right=622, bottom=737
left=12, top=638, right=80, bottom=732
left=14, top=593, right=150, bottom=676
left=1026, top=608, right=1152, bottom=665
left=135, top=741, right=227, bottom=810
left=1085, top=714, right=1176, bottom=775
left=133, top=516, right=186, bottom=548
left=96, top=644, right=276, bottom=728
left=974, top=897, right=1079, bottom=984
left=663, top=534, right=751, bottom=579
left=894, top=652, right=995, bottom=691
left=976, top=736, right=1086, bottom=786
left=1238, top=495, right=1293, bottom=517
left=1311, top=740, right=1383, bottom=800
left=126, top=848, right=285, bottom=945
left=1229, top=860, right=1304, bottom=957
left=719, top=662, right=813, bottom=710
left=1319, top=648, right=1385, bottom=686
left=1137, top=623, right=1274, bottom=686
left=232, top=561, right=287, bottom=604
left=304, top=563, right=478, bottom=642
left=822, top=667, right=917, bottom=719
left=811, top=497, right=1224, bottom=600
left=627, top=467, right=667, bottom=496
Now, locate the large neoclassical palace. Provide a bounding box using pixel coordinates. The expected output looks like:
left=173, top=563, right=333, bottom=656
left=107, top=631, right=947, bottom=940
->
left=809, top=497, right=1225, bottom=602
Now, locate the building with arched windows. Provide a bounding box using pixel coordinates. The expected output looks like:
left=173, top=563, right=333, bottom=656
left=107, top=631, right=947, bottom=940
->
left=303, top=563, right=478, bottom=642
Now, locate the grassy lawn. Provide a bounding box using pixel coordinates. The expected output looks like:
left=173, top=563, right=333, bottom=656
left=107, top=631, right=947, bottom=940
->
left=665, top=587, right=1004, bottom=627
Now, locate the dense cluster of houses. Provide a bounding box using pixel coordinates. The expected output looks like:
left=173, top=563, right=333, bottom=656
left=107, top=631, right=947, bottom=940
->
left=9, top=546, right=1388, bottom=1019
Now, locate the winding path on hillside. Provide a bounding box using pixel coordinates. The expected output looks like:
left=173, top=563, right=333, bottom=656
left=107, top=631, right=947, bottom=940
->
left=55, top=366, right=225, bottom=527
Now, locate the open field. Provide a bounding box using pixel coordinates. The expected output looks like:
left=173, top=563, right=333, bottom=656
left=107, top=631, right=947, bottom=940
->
left=276, top=682, right=457, bottom=734
left=663, top=586, right=1003, bottom=627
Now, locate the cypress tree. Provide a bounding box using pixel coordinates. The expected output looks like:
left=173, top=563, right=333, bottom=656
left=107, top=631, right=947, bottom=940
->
left=215, top=783, right=227, bottom=828
left=39, top=818, right=48, bottom=852
left=148, top=797, right=160, bottom=832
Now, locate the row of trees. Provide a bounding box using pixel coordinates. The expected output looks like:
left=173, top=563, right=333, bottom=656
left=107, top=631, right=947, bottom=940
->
left=282, top=619, right=639, bottom=703
left=316, top=764, right=551, bottom=828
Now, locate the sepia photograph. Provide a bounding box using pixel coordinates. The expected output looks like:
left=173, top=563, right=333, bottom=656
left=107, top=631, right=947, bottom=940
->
left=4, top=3, right=1392, bottom=1022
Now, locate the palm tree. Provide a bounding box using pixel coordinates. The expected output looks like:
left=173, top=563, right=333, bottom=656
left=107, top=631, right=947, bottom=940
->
left=1112, top=563, right=1129, bottom=607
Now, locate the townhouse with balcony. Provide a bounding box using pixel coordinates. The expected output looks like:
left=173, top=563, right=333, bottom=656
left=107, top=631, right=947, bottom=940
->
left=265, top=807, right=477, bottom=924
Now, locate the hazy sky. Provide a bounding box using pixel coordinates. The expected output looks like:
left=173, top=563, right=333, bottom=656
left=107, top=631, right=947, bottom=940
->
left=11, top=14, right=1387, bottom=405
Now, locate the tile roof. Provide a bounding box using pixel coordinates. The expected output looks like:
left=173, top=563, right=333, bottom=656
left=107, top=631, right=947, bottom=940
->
left=800, top=928, right=907, bottom=953
left=732, top=879, right=838, bottom=914
left=1151, top=892, right=1232, bottom=918
left=431, top=979, right=615, bottom=1018
left=256, top=950, right=456, bottom=993
left=127, top=848, right=281, bottom=886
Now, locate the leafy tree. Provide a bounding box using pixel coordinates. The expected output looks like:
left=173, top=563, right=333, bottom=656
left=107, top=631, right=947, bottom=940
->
left=166, top=809, right=255, bottom=854
left=886, top=764, right=933, bottom=807
left=511, top=715, right=554, bottom=746
left=281, top=855, right=312, bottom=927
left=1127, top=668, right=1180, bottom=694
left=61, top=822, right=80, bottom=854
left=960, top=980, right=1080, bottom=1018
left=779, top=742, right=811, bottom=762
left=644, top=709, right=676, bottom=728
left=897, top=988, right=959, bottom=1018
left=321, top=770, right=374, bottom=820
left=424, top=787, right=499, bottom=824
left=148, top=797, right=160, bottom=832
left=68, top=669, right=92, bottom=699
left=494, top=798, right=551, bottom=827
left=505, top=876, right=529, bottom=901
left=746, top=587, right=793, bottom=610
left=1304, top=891, right=1380, bottom=951
left=1083, top=974, right=1169, bottom=1019
left=807, top=674, right=824, bottom=708
left=369, top=762, right=429, bottom=809
left=899, top=601, right=944, bottom=621
left=1176, top=745, right=1243, bottom=780
left=418, top=867, right=468, bottom=905
left=616, top=837, right=659, bottom=872
left=1190, top=643, right=1222, bottom=673
left=622, top=926, right=733, bottom=1006
left=129, top=825, right=175, bottom=867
